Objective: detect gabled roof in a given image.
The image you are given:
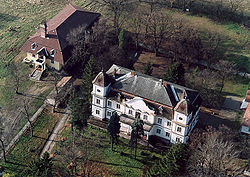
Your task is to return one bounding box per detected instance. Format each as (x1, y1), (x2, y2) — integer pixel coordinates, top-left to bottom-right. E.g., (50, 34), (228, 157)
(106, 64), (201, 108)
(92, 71), (111, 87)
(21, 4), (100, 64)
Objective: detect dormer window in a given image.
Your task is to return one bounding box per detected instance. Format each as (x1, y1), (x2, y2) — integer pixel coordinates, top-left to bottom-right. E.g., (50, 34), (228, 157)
(51, 49), (56, 57)
(31, 43), (37, 50)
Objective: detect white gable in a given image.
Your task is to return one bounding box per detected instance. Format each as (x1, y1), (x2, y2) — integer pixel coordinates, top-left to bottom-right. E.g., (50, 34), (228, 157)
(125, 97), (154, 114)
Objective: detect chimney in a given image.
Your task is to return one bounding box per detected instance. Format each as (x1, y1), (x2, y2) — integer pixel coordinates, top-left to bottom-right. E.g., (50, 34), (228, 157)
(159, 79), (163, 85)
(131, 71), (135, 76)
(113, 68), (117, 77)
(40, 23), (47, 38)
(181, 90), (185, 99)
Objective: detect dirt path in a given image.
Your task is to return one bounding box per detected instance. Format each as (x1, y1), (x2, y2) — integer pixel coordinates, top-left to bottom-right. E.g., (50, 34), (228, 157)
(40, 109), (71, 157)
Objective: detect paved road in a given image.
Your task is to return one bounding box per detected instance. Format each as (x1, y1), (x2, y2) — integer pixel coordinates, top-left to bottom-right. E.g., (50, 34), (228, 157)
(223, 95), (243, 110)
(40, 109), (71, 157)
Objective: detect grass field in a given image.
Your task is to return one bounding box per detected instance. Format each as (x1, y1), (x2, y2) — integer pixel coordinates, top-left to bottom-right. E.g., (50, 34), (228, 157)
(53, 126), (162, 176)
(0, 107), (59, 176)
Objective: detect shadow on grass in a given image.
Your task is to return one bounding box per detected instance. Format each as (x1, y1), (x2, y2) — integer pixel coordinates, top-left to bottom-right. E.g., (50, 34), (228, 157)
(90, 159), (143, 169)
(5, 160), (27, 167)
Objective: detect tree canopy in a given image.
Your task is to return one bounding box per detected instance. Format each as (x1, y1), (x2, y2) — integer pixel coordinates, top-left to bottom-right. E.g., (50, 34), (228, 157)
(164, 62), (185, 85)
(107, 111), (121, 151)
(146, 143), (188, 177)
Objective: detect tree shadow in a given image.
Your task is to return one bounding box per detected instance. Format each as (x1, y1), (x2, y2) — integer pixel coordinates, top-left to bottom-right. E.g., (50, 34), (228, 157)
(4, 159), (27, 167)
(89, 159), (143, 169)
(0, 13), (19, 29)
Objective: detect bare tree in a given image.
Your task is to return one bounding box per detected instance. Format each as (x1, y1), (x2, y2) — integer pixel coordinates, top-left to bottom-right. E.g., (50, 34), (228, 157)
(140, 0), (163, 12)
(202, 26), (223, 68)
(215, 60), (235, 94)
(185, 68), (221, 108)
(22, 98), (33, 137)
(0, 117), (7, 162)
(171, 22), (202, 64)
(128, 8), (144, 49)
(188, 126), (244, 177)
(93, 0), (134, 34)
(58, 129), (98, 176)
(66, 26), (89, 67)
(51, 72), (60, 113)
(9, 61), (27, 95)
(144, 12), (184, 56)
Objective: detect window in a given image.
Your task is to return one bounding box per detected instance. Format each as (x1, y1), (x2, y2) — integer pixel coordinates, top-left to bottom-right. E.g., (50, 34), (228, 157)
(116, 104), (120, 109)
(143, 115), (148, 120)
(157, 118), (162, 124)
(96, 110), (100, 115)
(156, 129), (161, 134)
(50, 49), (56, 57)
(96, 99), (100, 104)
(107, 111), (111, 117)
(177, 127), (182, 132)
(135, 112), (141, 118)
(97, 89), (101, 93)
(166, 132), (170, 137)
(179, 117), (183, 121)
(107, 100), (112, 107)
(32, 54), (35, 58)
(129, 110), (133, 115)
(176, 137), (181, 143)
(167, 121), (171, 126)
(51, 59), (54, 64)
(31, 43), (37, 50)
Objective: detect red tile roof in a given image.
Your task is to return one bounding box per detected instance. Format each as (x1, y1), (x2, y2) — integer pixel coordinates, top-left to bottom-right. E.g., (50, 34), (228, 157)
(21, 4), (100, 64)
(246, 95), (250, 102)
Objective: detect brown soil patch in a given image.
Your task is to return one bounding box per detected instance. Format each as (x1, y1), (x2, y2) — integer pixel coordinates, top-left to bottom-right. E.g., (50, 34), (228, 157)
(134, 52), (172, 78)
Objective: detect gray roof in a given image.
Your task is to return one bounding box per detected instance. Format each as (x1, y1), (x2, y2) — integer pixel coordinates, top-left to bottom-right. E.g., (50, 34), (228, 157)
(107, 64), (200, 108)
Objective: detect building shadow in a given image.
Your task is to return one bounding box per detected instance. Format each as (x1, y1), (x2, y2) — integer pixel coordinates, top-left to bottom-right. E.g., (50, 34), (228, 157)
(197, 111), (235, 129)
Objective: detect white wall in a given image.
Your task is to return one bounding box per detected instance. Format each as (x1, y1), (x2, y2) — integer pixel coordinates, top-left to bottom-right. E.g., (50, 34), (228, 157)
(92, 84), (110, 97)
(92, 95), (106, 108)
(92, 105), (105, 119)
(174, 111), (188, 125)
(171, 133), (184, 144)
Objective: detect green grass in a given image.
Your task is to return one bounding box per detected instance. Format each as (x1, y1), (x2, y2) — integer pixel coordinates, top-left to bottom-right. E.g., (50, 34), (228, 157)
(0, 108), (58, 175)
(223, 75), (249, 97)
(54, 126), (162, 176)
(12, 87), (53, 137)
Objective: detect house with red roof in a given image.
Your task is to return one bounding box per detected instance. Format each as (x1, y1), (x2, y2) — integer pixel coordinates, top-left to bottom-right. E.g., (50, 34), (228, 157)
(21, 4), (100, 76)
(240, 90), (250, 135)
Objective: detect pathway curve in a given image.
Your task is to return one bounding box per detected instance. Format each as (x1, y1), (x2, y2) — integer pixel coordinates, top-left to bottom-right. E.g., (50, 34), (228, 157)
(40, 109), (71, 157)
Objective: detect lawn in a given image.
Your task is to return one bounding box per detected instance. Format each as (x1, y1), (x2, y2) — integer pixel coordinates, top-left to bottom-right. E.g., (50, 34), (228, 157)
(12, 87), (53, 138)
(0, 107), (59, 176)
(223, 75), (249, 98)
(53, 126), (162, 177)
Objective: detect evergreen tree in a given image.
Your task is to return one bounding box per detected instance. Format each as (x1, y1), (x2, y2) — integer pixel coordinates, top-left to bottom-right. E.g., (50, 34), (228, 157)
(129, 118), (144, 159)
(69, 90), (90, 130)
(164, 62), (185, 85)
(144, 60), (153, 75)
(118, 29), (129, 50)
(23, 152), (53, 177)
(146, 143), (188, 177)
(81, 55), (99, 102)
(107, 111), (121, 151)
